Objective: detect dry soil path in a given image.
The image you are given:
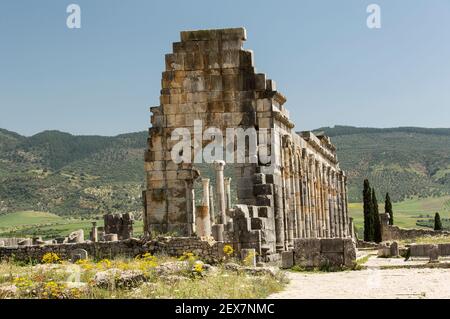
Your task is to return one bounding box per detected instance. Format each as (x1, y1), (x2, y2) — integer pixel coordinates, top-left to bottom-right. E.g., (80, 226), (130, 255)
(268, 256), (450, 299)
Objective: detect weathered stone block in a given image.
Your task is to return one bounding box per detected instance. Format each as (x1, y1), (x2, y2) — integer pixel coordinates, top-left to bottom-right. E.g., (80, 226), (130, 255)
(378, 245), (391, 257)
(438, 243), (450, 256)
(390, 242), (399, 257)
(281, 251), (294, 269)
(321, 253), (344, 267)
(256, 195), (272, 206)
(429, 245), (439, 262)
(343, 239), (357, 267)
(293, 238), (321, 267)
(251, 218), (266, 230)
(410, 244), (436, 257)
(321, 238), (343, 253)
(258, 206), (270, 218)
(68, 230), (84, 243)
(253, 184), (273, 196)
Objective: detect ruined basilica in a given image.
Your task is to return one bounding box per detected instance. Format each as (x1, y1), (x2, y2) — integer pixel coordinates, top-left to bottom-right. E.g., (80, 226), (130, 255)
(143, 27), (354, 260)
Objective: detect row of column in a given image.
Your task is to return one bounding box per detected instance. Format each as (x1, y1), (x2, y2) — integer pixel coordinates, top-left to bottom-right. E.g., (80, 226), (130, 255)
(192, 160), (232, 240)
(279, 140), (350, 249)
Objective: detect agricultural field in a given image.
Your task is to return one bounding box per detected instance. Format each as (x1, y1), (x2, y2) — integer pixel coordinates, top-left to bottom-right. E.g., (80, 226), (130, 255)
(349, 196), (450, 237)
(0, 211), (144, 239)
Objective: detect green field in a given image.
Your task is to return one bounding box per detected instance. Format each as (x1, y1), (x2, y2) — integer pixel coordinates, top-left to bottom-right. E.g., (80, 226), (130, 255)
(0, 211), (143, 239)
(349, 196), (450, 236)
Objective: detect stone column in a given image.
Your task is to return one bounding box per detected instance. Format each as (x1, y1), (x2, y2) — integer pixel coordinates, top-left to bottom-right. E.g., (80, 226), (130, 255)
(332, 171), (339, 237)
(303, 154), (311, 238)
(336, 173), (343, 238)
(328, 170), (335, 237)
(294, 152), (303, 238)
(282, 139), (294, 247)
(195, 178), (212, 237)
(209, 184), (215, 225)
(308, 155), (317, 238)
(224, 177), (232, 211)
(214, 160), (227, 224)
(323, 165), (331, 238)
(315, 161), (324, 238)
(185, 180), (196, 236)
(91, 221), (98, 242)
(342, 173), (349, 237)
(349, 217), (355, 239)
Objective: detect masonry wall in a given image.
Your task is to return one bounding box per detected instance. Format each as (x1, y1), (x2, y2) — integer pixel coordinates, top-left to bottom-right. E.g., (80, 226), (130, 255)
(0, 238), (227, 264)
(144, 28), (260, 236)
(380, 213), (450, 241)
(292, 238), (356, 268)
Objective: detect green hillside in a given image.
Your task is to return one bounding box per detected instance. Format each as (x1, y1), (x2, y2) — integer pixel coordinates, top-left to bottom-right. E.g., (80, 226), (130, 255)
(315, 126), (450, 202)
(0, 130), (147, 217)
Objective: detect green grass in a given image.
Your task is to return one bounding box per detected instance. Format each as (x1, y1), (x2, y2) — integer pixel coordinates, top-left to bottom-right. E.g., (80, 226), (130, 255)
(0, 211), (144, 239)
(0, 211), (62, 231)
(349, 196), (450, 236)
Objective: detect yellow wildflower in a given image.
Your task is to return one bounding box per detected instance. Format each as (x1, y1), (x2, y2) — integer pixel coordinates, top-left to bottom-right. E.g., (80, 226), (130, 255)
(41, 252), (61, 264)
(223, 245), (234, 256)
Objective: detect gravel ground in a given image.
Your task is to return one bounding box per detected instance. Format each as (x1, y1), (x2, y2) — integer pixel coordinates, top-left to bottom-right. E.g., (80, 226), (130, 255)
(268, 256), (450, 299)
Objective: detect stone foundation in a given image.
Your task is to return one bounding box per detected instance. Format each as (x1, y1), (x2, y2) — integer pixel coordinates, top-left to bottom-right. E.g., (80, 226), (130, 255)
(289, 238), (356, 269)
(409, 243), (450, 258)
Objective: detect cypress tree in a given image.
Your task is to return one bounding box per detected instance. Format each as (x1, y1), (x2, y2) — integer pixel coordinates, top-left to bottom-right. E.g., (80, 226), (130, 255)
(434, 212), (443, 231)
(372, 188), (382, 243)
(385, 193), (393, 225)
(363, 179), (374, 242)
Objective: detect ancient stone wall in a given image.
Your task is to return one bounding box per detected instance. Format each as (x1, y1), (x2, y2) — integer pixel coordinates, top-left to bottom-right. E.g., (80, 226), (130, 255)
(143, 27), (352, 257)
(380, 213), (450, 241)
(282, 238), (356, 269)
(0, 237), (227, 264)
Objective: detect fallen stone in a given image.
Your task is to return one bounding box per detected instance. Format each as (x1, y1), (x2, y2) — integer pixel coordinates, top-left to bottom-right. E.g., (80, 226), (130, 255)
(390, 242), (399, 257)
(0, 284), (17, 298)
(223, 262), (242, 271)
(155, 261), (190, 276)
(281, 251), (294, 269)
(94, 268), (146, 289)
(68, 230), (84, 243)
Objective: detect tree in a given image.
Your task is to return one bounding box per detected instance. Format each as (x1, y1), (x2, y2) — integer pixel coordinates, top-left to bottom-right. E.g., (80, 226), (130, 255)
(434, 212), (443, 231)
(372, 188), (382, 243)
(385, 192), (393, 225)
(363, 179), (374, 242)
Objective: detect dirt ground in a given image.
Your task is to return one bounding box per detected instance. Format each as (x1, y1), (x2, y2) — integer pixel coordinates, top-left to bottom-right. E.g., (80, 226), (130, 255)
(269, 255), (450, 299)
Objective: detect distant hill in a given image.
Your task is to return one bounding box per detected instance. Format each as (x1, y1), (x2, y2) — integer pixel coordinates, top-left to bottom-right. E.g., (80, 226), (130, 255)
(314, 126), (450, 202)
(0, 130), (148, 217)
(0, 126), (449, 216)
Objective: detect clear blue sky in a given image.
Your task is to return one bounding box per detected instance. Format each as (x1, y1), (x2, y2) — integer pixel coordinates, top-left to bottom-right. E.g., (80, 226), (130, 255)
(1, 0), (449, 136)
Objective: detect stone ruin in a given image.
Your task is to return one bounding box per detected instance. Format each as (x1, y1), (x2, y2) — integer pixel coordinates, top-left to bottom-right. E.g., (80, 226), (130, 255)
(103, 213), (134, 240)
(379, 212), (450, 242)
(143, 27), (355, 264)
